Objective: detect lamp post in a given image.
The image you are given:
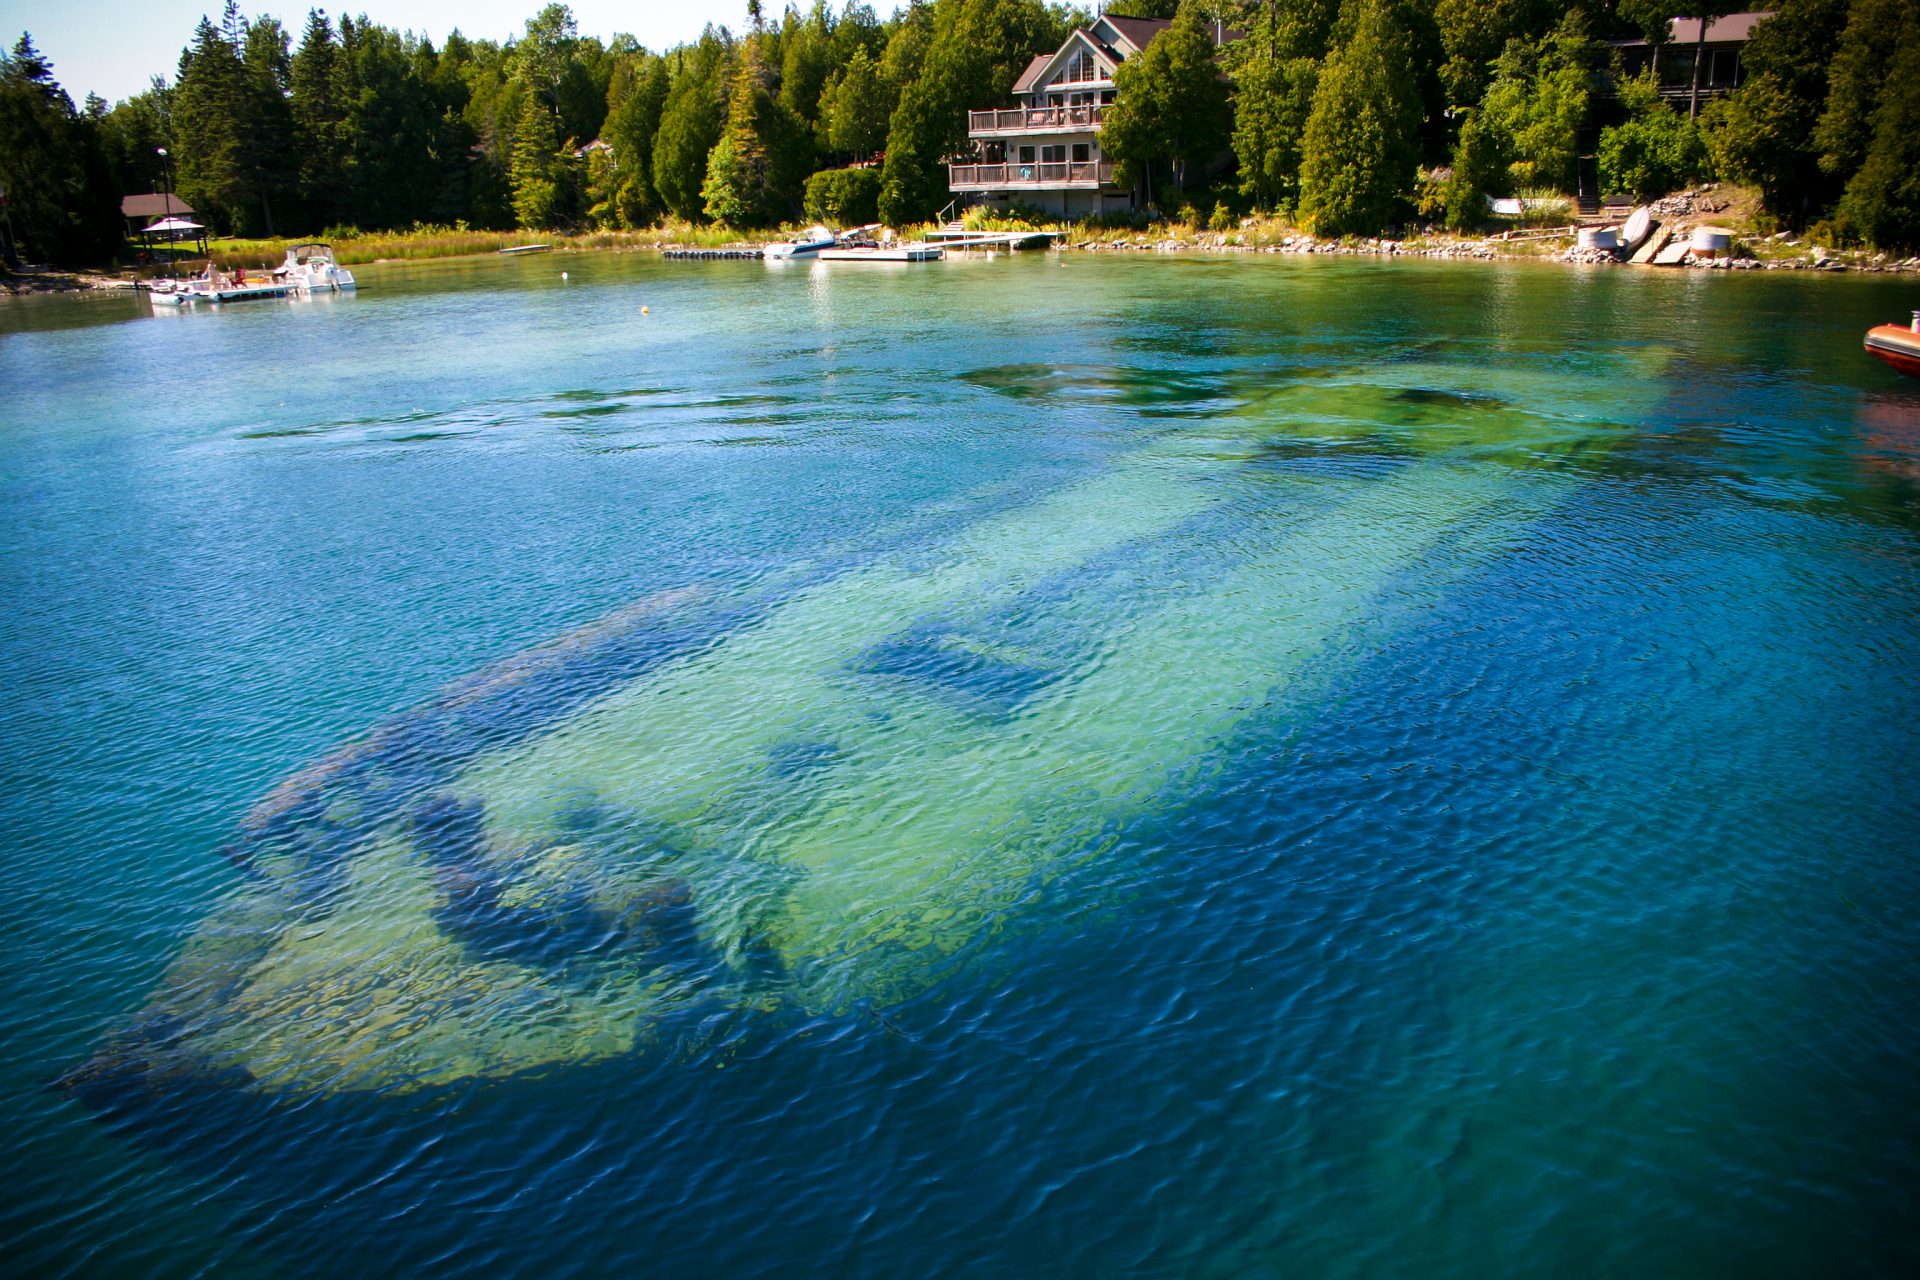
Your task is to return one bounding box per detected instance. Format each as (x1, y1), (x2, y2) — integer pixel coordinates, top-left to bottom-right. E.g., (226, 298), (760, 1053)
(156, 146), (174, 276)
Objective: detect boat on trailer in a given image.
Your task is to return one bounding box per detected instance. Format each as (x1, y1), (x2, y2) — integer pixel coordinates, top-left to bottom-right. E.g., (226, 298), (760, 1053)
(1865, 313), (1920, 379)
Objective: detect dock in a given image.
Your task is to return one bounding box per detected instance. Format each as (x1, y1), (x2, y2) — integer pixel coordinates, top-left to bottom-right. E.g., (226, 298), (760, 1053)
(924, 228), (1059, 251)
(817, 245), (944, 262)
(663, 248), (764, 260)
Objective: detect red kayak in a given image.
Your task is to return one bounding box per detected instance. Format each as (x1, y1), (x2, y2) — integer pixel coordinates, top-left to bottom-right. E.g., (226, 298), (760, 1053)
(1865, 316), (1920, 378)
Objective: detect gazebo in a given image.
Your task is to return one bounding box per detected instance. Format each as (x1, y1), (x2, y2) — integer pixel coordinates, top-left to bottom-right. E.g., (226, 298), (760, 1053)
(121, 193), (208, 262)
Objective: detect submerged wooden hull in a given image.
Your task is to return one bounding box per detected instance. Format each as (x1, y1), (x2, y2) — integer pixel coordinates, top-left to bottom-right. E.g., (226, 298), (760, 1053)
(1865, 324), (1920, 379)
(64, 351), (1666, 1110)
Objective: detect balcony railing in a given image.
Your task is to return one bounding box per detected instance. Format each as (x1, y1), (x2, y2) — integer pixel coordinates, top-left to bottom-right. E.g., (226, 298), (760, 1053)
(968, 105), (1106, 135)
(949, 161), (1115, 189)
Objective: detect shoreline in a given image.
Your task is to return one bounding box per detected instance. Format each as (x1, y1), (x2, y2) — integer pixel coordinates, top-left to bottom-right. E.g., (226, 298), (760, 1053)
(8, 230), (1918, 298)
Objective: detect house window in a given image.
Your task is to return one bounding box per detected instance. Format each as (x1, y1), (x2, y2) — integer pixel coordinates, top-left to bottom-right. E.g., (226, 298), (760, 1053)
(1099, 90), (1115, 104)
(1041, 145), (1066, 164)
(1071, 143), (1090, 163)
(1065, 49), (1097, 82)
(1017, 145), (1035, 164)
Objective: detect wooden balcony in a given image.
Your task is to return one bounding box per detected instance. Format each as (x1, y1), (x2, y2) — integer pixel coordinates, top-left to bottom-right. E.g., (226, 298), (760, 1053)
(968, 105), (1106, 136)
(949, 161), (1116, 191)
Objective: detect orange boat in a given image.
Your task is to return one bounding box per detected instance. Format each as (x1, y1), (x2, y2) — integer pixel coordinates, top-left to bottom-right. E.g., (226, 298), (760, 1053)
(1865, 312), (1920, 378)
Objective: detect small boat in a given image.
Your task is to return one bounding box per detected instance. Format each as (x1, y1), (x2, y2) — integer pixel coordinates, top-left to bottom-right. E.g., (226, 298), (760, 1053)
(274, 243), (356, 292)
(499, 243), (552, 255)
(763, 225), (841, 259)
(1864, 313), (1920, 379)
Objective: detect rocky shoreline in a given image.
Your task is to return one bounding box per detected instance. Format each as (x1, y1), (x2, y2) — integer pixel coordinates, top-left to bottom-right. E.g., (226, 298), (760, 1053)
(1063, 189), (1920, 275)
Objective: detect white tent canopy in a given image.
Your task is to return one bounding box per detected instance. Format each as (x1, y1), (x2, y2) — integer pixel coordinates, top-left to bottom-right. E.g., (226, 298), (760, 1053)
(145, 216), (205, 234)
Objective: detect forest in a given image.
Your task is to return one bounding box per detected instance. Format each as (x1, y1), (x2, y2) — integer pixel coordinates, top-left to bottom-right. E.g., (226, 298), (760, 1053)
(1, 0), (1916, 265)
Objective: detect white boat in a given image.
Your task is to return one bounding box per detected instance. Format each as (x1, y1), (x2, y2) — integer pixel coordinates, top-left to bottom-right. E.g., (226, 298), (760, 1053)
(275, 243), (356, 292)
(763, 225), (842, 259)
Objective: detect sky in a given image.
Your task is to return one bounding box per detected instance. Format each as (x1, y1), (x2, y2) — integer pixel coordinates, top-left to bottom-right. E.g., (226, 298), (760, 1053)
(0, 1), (905, 105)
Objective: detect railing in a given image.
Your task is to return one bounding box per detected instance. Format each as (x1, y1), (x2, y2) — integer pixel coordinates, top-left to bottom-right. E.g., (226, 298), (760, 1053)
(949, 161), (1115, 188)
(968, 105), (1106, 135)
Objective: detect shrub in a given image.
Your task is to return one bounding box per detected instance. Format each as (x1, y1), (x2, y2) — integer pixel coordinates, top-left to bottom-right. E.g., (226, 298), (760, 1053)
(1209, 201), (1235, 231)
(1599, 72), (1712, 200)
(802, 166), (882, 226)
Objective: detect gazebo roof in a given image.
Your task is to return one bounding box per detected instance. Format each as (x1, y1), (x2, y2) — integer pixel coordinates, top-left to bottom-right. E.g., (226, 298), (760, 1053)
(121, 192), (195, 220)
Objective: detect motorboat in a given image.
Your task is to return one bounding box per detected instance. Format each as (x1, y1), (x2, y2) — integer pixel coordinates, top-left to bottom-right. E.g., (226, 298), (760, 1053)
(1864, 312), (1920, 379)
(763, 225), (841, 259)
(275, 243), (357, 292)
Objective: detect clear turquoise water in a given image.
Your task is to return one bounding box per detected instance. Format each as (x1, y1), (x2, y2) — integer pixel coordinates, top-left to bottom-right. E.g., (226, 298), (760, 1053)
(2, 253), (1917, 1277)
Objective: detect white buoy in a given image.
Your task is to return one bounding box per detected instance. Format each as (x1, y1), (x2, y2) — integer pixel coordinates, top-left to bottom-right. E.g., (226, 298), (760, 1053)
(561, 271), (570, 280)
(641, 305), (651, 315)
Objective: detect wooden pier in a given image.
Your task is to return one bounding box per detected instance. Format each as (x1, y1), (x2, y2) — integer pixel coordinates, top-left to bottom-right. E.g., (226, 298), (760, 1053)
(662, 248), (764, 260)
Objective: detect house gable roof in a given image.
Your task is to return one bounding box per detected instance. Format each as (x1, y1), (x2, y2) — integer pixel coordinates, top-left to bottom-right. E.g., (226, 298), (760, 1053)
(1094, 14), (1172, 55)
(1010, 52), (1052, 95)
(1019, 28), (1122, 96)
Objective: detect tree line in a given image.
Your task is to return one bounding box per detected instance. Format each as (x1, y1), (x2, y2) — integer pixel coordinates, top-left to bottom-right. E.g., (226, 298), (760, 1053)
(1, 0), (1915, 265)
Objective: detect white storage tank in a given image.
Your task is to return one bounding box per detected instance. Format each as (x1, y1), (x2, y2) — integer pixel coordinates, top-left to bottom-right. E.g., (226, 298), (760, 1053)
(1691, 226), (1732, 257)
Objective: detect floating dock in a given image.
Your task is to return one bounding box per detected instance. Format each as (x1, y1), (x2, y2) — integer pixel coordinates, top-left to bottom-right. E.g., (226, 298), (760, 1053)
(663, 248), (764, 260)
(923, 229), (1059, 251)
(817, 245), (944, 262)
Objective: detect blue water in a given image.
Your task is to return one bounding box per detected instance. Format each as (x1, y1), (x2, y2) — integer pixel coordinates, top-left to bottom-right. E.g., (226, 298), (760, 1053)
(2, 253), (1918, 1277)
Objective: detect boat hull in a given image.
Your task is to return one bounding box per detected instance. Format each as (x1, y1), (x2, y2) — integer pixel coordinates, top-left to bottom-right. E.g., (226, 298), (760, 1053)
(1865, 325), (1920, 379)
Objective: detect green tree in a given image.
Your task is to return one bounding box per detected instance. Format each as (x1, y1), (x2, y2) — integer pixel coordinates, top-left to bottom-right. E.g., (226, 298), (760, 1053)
(0, 34), (119, 264)
(1231, 51), (1317, 211)
(290, 10), (351, 229)
(1438, 105), (1508, 229)
(1432, 0), (1554, 106)
(824, 44), (888, 160)
(1297, 0), (1422, 235)
(1815, 0), (1911, 181)
(510, 90), (560, 227)
(651, 30), (729, 221)
(1477, 13), (1599, 193)
(1598, 71), (1709, 198)
(1101, 3), (1233, 198)
(601, 51), (669, 224)
(702, 40), (811, 227)
(1831, 12), (1920, 247)
(1701, 0), (1848, 222)
(171, 12), (251, 231)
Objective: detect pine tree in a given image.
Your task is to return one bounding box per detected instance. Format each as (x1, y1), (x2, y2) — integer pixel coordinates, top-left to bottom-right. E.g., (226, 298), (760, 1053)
(1297, 0), (1421, 236)
(1101, 4), (1232, 198)
(651, 31), (729, 221)
(510, 90), (560, 228)
(291, 10), (350, 230)
(1832, 12), (1920, 247)
(0, 34), (120, 263)
(825, 44), (887, 161)
(171, 14), (250, 232)
(702, 40), (811, 227)
(1702, 0), (1848, 222)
